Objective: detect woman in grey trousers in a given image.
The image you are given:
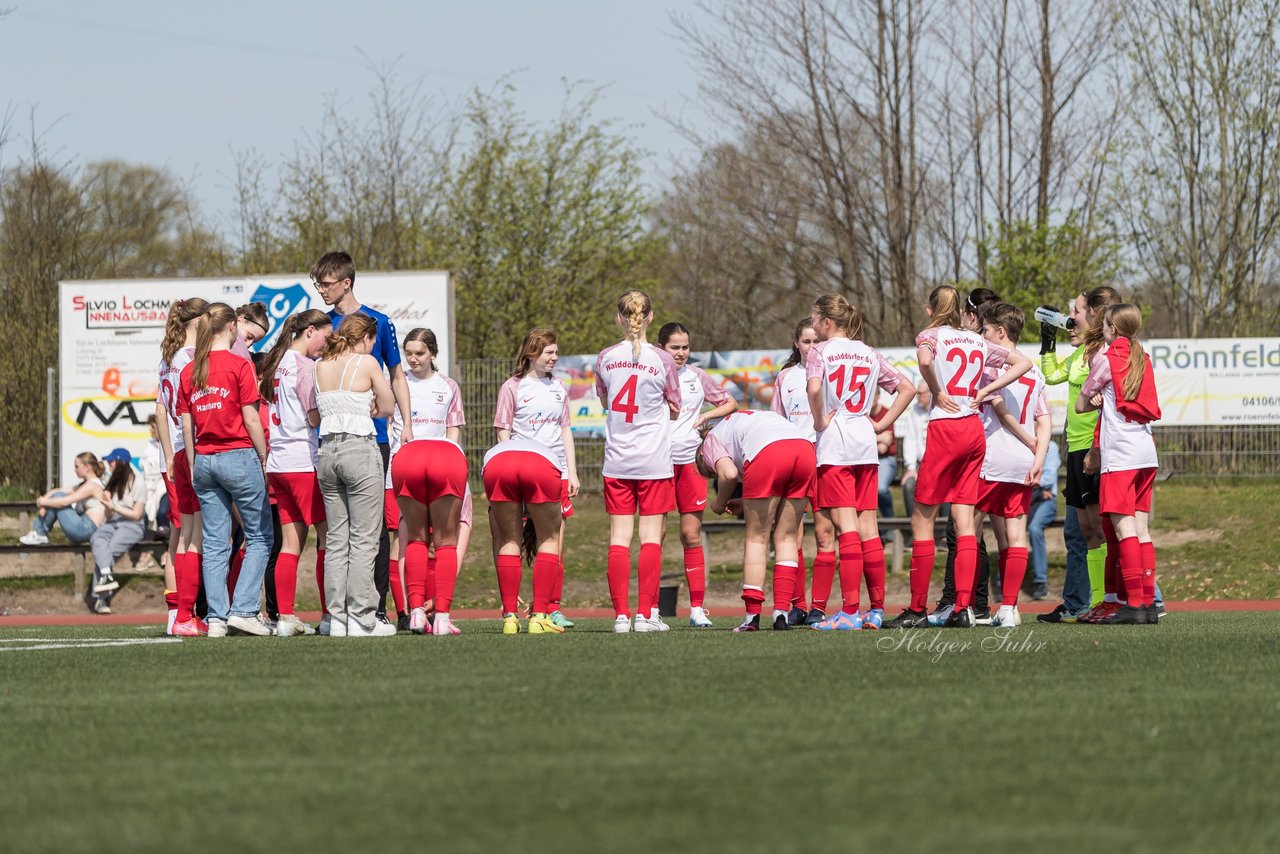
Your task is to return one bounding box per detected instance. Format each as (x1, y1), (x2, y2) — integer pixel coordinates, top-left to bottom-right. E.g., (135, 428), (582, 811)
(314, 313), (396, 637)
(89, 448), (148, 614)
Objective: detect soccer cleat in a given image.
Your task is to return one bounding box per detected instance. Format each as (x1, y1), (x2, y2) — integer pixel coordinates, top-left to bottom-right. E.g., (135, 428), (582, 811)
(94, 571), (120, 594)
(502, 613), (520, 635)
(612, 615), (632, 634)
(804, 608), (827, 626)
(973, 608), (992, 626)
(633, 615), (666, 633)
(883, 608), (930, 629)
(733, 615), (760, 633)
(93, 598), (112, 615)
(206, 618), (228, 638)
(927, 604), (954, 626)
(528, 614), (565, 634)
(688, 606), (714, 628)
(862, 608), (884, 630)
(227, 614), (274, 636)
(943, 607), (974, 628)
(18, 531), (49, 546)
(1037, 603), (1069, 624)
(1154, 601), (1167, 619)
(275, 614), (314, 637)
(548, 610), (575, 629)
(1098, 604), (1146, 625)
(1145, 604), (1161, 624)
(811, 610), (863, 631)
(772, 612), (791, 631)
(991, 605), (1021, 628)
(1082, 601), (1121, 624)
(171, 619), (204, 637)
(647, 608), (671, 632)
(786, 606), (808, 626)
(409, 608), (430, 635)
(432, 614), (461, 636)
(194, 617), (209, 634)
(396, 612), (410, 632)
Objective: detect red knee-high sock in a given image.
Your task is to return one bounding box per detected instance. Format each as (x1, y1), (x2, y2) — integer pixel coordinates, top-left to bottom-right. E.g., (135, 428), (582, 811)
(388, 558), (406, 615)
(315, 549), (326, 611)
(275, 552), (300, 615)
(1140, 540), (1156, 607)
(426, 553), (438, 605)
(1100, 516), (1121, 599)
(405, 542), (430, 611)
(176, 552), (198, 622)
(532, 553), (557, 614)
(811, 550), (837, 611)
(433, 546), (458, 613)
(550, 555), (565, 611)
(861, 537), (886, 611)
(742, 584), (765, 616)
(793, 547), (809, 610)
(683, 546), (706, 609)
(1001, 547), (1029, 607)
(772, 561), (798, 613)
(909, 540), (935, 612)
(953, 535), (979, 609)
(1119, 536), (1143, 605)
(607, 545), (631, 617)
(228, 548), (245, 596)
(495, 553), (522, 614)
(837, 531), (863, 613)
(638, 543), (662, 616)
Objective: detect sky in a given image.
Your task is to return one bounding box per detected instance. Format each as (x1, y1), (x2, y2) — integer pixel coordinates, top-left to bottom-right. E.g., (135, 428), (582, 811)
(0, 0), (708, 229)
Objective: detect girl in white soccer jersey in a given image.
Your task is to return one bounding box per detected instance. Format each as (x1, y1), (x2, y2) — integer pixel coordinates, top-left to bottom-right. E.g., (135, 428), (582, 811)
(805, 294), (914, 631)
(974, 303), (1052, 628)
(698, 410), (817, 632)
(595, 290), (682, 633)
(493, 327), (580, 632)
(1076, 303), (1161, 625)
(258, 309), (333, 637)
(156, 297), (209, 637)
(659, 322), (737, 628)
(388, 328), (469, 635)
(772, 316), (837, 625)
(884, 285), (1033, 629)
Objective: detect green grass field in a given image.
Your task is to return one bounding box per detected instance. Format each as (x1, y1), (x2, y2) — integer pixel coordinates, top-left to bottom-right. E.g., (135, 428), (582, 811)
(2, 614), (1278, 853)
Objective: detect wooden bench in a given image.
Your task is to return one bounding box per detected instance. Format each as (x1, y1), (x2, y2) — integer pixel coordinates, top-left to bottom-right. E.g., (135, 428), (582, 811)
(0, 539), (170, 600)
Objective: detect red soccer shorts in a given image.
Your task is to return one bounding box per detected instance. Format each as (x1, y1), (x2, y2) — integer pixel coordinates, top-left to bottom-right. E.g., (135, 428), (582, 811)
(603, 476), (676, 516)
(914, 416), (984, 506)
(816, 462), (877, 511)
(391, 440), (469, 506)
(170, 453), (200, 517)
(384, 487), (400, 531)
(673, 461), (709, 514)
(269, 472), (327, 525)
(977, 478), (1033, 518)
(560, 478), (575, 519)
(1099, 467), (1157, 516)
(483, 451), (562, 505)
(744, 439), (817, 500)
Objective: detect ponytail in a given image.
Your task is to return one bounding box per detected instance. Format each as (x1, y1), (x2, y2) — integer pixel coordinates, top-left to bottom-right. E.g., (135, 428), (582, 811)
(616, 289), (652, 359)
(519, 518), (539, 566)
(259, 309), (332, 402)
(926, 286), (963, 330)
(160, 297), (209, 365)
(812, 293), (862, 339)
(321, 313), (378, 360)
(1105, 304), (1147, 401)
(235, 302), (270, 339)
(782, 317), (817, 371)
(192, 303), (237, 389)
(1083, 286), (1122, 365)
(105, 460), (132, 501)
(76, 452), (105, 480)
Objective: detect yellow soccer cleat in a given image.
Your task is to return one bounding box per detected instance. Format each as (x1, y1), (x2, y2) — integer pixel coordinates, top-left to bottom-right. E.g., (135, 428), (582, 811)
(527, 613), (565, 634)
(502, 613), (521, 635)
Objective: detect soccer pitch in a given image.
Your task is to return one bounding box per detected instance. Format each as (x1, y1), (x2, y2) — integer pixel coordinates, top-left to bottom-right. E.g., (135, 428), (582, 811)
(2, 615), (1277, 853)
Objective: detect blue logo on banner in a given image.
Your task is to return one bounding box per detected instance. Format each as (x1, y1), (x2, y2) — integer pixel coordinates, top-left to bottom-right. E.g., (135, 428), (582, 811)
(249, 283), (312, 351)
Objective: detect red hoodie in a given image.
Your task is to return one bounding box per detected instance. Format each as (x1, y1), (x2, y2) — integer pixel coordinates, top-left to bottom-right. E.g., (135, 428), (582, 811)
(1106, 337), (1161, 424)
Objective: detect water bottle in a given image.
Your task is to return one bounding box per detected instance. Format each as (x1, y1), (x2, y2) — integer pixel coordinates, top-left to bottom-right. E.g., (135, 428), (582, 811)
(1034, 305), (1076, 330)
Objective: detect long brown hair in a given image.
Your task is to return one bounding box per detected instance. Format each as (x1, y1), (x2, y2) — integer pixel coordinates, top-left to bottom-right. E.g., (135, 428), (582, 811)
(782, 317), (817, 371)
(812, 293), (863, 339)
(1082, 285), (1122, 364)
(1105, 304), (1147, 401)
(320, 313), (378, 360)
(513, 327), (558, 378)
(616, 290), (652, 359)
(105, 459), (134, 501)
(258, 309), (332, 402)
(403, 327), (440, 372)
(925, 285), (964, 330)
(75, 452), (106, 480)
(160, 298), (209, 365)
(192, 303), (237, 389)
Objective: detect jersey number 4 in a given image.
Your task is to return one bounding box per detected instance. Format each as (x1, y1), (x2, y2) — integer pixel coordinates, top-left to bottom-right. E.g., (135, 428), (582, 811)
(610, 374), (640, 423)
(944, 348), (984, 397)
(829, 363), (872, 412)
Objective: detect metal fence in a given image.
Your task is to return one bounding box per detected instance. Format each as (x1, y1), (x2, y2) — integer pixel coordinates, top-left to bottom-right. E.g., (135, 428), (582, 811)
(457, 359), (1280, 489)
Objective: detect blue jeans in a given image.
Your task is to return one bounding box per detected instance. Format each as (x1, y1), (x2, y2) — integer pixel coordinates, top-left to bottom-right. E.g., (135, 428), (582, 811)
(1062, 507), (1090, 613)
(33, 493), (98, 543)
(1027, 496), (1057, 586)
(877, 456), (897, 518)
(194, 448), (273, 621)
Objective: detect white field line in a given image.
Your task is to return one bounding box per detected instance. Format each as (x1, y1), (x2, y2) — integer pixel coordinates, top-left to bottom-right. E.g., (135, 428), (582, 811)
(0, 637), (183, 651)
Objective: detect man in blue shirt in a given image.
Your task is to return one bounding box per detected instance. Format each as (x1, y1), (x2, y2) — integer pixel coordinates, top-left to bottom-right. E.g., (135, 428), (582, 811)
(313, 252), (413, 627)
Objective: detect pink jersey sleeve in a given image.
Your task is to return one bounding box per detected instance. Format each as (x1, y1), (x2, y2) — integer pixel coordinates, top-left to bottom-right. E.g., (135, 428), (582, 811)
(443, 376), (466, 427)
(231, 332), (253, 362)
(805, 343), (825, 380)
(658, 348), (681, 408)
(558, 382), (572, 428)
(1080, 351), (1112, 398)
(914, 327), (939, 352)
(696, 367), (729, 405)
(594, 351), (608, 402)
(770, 369), (787, 415)
(983, 340), (1011, 369)
(700, 433), (730, 470)
(875, 352), (902, 393)
(295, 357), (317, 412)
(1033, 386), (1051, 419)
(493, 377), (518, 430)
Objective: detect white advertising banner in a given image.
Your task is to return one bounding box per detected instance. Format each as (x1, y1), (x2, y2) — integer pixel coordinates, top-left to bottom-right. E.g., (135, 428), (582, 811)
(58, 272), (452, 484)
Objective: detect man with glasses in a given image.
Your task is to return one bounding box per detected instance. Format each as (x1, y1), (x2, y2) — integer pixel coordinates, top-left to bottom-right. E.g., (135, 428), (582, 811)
(312, 251), (414, 630)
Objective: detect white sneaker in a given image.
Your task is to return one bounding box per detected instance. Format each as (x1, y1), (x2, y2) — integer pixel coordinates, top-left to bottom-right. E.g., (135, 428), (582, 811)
(329, 616), (347, 637)
(432, 613), (460, 636)
(227, 614), (274, 636)
(688, 606), (713, 628)
(633, 615), (665, 633)
(347, 618), (396, 637)
(276, 614), (313, 637)
(93, 570), (120, 594)
(409, 607), (429, 635)
(318, 614), (331, 636)
(992, 605), (1021, 627)
(612, 615), (632, 633)
(18, 531), (48, 546)
(647, 608), (671, 631)
(206, 618), (228, 638)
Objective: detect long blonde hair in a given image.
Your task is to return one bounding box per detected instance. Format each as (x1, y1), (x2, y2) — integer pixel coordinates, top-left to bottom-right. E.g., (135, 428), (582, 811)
(192, 303), (237, 389)
(1082, 286), (1122, 364)
(925, 286), (963, 329)
(1106, 304), (1147, 401)
(321, 313), (378, 360)
(812, 293), (863, 339)
(616, 289), (652, 359)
